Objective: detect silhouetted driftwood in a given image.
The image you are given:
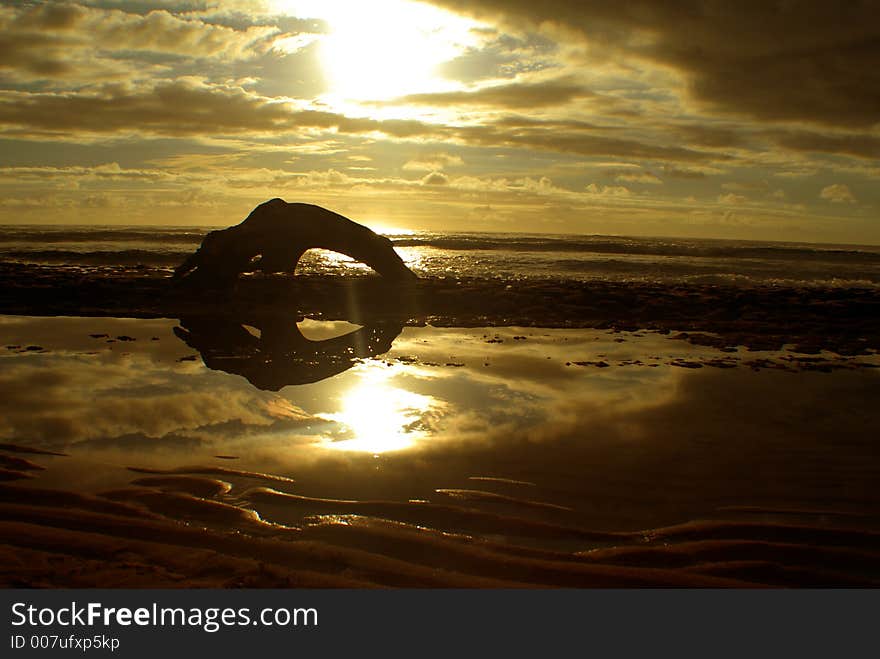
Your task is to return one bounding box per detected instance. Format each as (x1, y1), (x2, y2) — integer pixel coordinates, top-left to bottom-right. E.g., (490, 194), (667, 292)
(174, 198), (417, 287)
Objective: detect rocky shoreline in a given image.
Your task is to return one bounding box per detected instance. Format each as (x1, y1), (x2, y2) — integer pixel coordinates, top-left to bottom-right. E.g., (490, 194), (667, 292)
(1, 262), (878, 354)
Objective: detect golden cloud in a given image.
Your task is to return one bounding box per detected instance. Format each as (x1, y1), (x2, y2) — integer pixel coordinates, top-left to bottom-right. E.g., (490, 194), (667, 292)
(819, 184), (856, 204)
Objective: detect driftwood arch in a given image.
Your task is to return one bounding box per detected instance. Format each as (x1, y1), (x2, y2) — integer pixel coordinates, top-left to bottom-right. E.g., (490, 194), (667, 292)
(174, 199), (417, 286)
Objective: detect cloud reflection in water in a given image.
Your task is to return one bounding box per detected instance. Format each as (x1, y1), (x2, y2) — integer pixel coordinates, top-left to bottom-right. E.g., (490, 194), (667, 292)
(3, 316), (879, 533)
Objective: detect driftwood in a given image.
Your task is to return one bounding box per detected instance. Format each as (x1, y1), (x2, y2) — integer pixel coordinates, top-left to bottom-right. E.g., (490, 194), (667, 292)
(174, 198), (417, 286)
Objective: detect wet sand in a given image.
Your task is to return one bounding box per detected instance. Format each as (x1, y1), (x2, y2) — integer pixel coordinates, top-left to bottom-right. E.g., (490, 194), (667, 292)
(1, 264), (878, 354)
(1, 316), (878, 587)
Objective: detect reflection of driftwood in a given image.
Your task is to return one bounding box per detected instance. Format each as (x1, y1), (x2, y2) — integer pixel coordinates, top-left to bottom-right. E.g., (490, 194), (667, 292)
(174, 315), (403, 390)
(174, 198), (417, 287)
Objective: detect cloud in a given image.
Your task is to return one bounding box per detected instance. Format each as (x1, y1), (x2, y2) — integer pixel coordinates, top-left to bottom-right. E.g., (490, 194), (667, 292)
(0, 353), (311, 445)
(0, 79), (431, 139)
(721, 181), (768, 193)
(717, 193), (747, 205)
(436, 29), (559, 82)
(819, 184), (856, 204)
(428, 0), (880, 128)
(0, 3), (287, 84)
(585, 183), (630, 197)
(672, 123), (748, 149)
(393, 77), (594, 108)
(455, 120), (722, 162)
(0, 80), (293, 137)
(421, 171), (450, 186)
(403, 153), (464, 172)
(0, 162), (176, 182)
(662, 166), (707, 180)
(772, 169), (818, 179)
(0, 163), (428, 211)
(612, 171), (662, 184)
(514, 176), (567, 195)
(768, 130), (880, 160)
(0, 78), (732, 166)
(435, 175), (510, 193)
(0, 1), (85, 31)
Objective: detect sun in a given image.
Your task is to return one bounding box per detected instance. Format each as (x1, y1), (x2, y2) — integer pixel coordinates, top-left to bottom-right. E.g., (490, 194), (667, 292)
(274, 0), (477, 102)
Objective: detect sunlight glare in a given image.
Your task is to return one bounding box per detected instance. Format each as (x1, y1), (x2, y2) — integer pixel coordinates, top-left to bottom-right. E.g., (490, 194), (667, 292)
(371, 225), (416, 237)
(273, 0), (478, 102)
(323, 364), (441, 453)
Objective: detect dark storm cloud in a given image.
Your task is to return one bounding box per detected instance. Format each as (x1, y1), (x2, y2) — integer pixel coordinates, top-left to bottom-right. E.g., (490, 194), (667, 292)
(428, 0), (880, 128)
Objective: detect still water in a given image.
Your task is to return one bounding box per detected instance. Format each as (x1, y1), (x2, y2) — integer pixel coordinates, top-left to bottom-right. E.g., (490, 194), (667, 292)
(2, 314), (878, 542)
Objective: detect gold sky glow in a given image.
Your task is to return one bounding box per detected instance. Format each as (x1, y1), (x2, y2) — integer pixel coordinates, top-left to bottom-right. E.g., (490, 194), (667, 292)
(0, 0), (877, 244)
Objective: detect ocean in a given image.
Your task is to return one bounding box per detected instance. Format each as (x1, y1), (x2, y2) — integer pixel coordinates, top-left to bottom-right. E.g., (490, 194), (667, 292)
(2, 225), (880, 289)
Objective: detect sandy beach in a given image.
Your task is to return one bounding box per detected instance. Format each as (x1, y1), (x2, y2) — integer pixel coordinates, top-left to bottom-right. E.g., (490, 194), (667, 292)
(2, 311), (878, 588)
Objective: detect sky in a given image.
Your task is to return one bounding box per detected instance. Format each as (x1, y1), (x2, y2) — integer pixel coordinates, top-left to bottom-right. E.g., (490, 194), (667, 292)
(0, 0), (878, 244)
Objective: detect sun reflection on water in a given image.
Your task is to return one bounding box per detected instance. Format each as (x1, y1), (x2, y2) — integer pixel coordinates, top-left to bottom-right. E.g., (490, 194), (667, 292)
(322, 363), (442, 453)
